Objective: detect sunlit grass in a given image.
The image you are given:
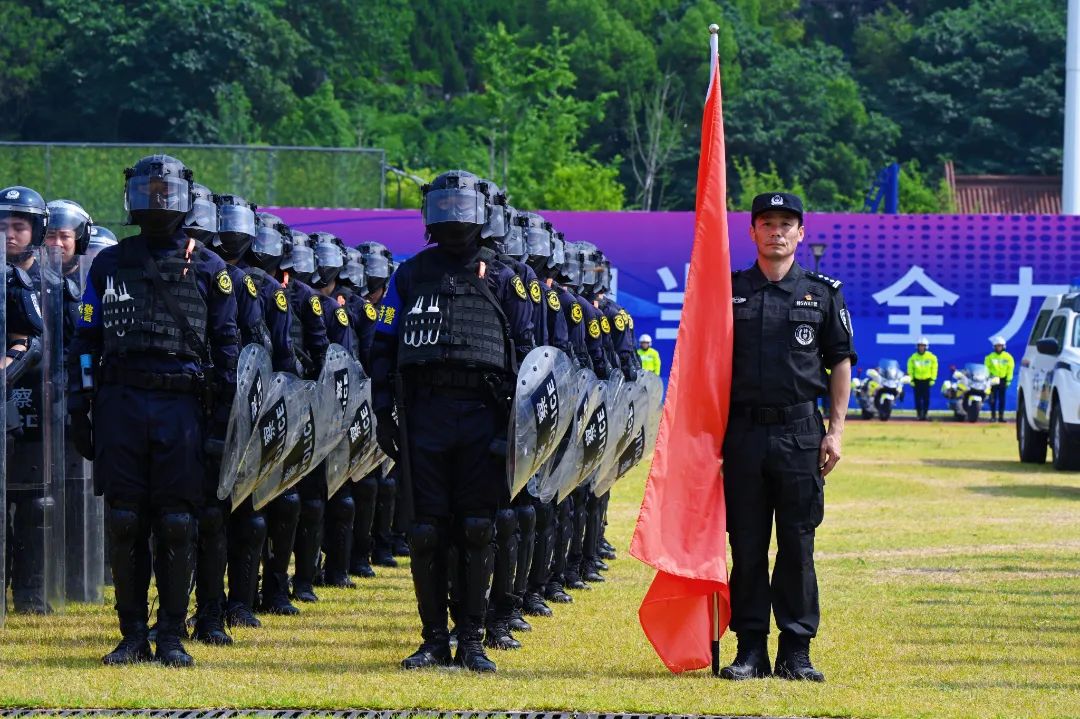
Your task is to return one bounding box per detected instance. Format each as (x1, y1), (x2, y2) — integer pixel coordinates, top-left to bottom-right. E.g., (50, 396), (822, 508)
(0, 421), (1077, 718)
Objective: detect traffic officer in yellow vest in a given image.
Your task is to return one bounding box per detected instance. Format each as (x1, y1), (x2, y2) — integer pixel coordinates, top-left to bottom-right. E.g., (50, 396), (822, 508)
(985, 336), (1014, 423)
(906, 337), (937, 421)
(637, 334), (661, 376)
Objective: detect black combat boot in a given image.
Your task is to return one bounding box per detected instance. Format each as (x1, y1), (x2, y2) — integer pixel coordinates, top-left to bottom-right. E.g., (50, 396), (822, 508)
(401, 521), (452, 670)
(774, 632), (825, 682)
(102, 505), (153, 665)
(192, 501), (231, 646)
(191, 600), (232, 646)
(509, 607), (532, 633)
(102, 623), (154, 665)
(226, 504), (266, 628)
(523, 590), (553, 617)
(484, 605), (522, 651)
(225, 601), (262, 628)
(719, 632), (771, 680)
(455, 516), (497, 672)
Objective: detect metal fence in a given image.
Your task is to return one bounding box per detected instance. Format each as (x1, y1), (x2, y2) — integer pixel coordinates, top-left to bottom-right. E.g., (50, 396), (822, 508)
(0, 142), (387, 229)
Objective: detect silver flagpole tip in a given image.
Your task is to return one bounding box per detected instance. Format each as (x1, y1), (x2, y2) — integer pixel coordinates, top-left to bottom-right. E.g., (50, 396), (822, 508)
(708, 23), (720, 34)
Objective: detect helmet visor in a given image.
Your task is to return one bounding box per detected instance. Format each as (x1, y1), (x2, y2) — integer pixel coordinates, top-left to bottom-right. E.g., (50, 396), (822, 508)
(503, 226), (525, 257)
(219, 204), (256, 237)
(484, 205), (508, 239)
(550, 236), (565, 268)
(287, 245), (316, 274)
(525, 227), (551, 258)
(314, 242), (344, 269)
(183, 197), (218, 232)
(562, 253), (583, 285)
(362, 252), (390, 279)
(423, 188), (487, 226)
(253, 225), (283, 258)
(125, 175), (192, 213)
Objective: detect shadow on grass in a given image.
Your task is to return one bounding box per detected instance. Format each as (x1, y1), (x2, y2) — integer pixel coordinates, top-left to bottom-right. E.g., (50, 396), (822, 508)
(966, 484), (1080, 500)
(921, 458), (1054, 474)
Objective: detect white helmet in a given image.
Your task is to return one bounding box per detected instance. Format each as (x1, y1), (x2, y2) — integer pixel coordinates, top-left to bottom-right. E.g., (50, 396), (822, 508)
(991, 335), (1006, 346)
(639, 334), (652, 344)
(917, 337), (930, 347)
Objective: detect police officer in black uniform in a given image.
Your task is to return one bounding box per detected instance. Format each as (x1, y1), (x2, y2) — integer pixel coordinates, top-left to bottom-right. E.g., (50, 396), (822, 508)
(69, 155), (239, 667)
(372, 169), (534, 673)
(190, 190), (262, 645)
(720, 192), (855, 683)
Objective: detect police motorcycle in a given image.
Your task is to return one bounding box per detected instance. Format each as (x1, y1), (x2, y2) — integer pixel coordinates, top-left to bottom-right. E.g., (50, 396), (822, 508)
(942, 362), (998, 423)
(851, 359), (910, 421)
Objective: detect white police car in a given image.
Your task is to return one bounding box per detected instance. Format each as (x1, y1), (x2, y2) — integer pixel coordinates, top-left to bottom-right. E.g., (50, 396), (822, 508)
(1016, 292), (1080, 470)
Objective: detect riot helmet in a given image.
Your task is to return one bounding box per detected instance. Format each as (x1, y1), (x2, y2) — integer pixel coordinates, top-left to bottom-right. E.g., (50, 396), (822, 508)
(123, 154), (193, 234)
(421, 170), (490, 250)
(578, 241), (601, 293)
(357, 241), (392, 293)
(481, 181), (509, 241)
(281, 228), (316, 284)
(1, 185), (49, 264)
(183, 182), (218, 241)
(501, 206), (526, 259)
(45, 199), (92, 272)
(251, 211), (287, 273)
(211, 194), (257, 260)
(340, 247), (368, 293)
(561, 242), (586, 292)
(520, 212), (553, 273)
(308, 231), (345, 289)
(595, 252), (612, 294)
(85, 225), (119, 265)
(550, 230), (566, 272)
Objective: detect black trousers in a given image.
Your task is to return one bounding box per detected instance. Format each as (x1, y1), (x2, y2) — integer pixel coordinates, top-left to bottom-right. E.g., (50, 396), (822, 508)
(913, 379), (932, 419)
(990, 381), (1008, 417)
(722, 411), (825, 638)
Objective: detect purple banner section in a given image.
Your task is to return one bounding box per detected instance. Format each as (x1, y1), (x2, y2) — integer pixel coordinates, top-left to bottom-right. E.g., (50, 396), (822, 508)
(272, 207), (1080, 410)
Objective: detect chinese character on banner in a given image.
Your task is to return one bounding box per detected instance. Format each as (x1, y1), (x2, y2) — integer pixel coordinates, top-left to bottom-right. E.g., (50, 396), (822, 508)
(990, 267), (1069, 343)
(654, 263), (690, 341)
(872, 266), (959, 345)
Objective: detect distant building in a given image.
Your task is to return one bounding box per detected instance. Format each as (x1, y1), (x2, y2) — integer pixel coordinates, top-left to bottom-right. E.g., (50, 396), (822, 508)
(945, 160), (1061, 214)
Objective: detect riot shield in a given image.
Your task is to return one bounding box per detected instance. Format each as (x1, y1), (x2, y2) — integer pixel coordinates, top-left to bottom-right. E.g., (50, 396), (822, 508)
(641, 371), (664, 452)
(248, 345), (354, 511)
(324, 359), (372, 498)
(228, 372), (304, 509)
(540, 369), (604, 504)
(559, 375), (623, 502)
(507, 346), (576, 500)
(593, 379), (650, 497)
(217, 344), (274, 500)
(8, 246), (66, 614)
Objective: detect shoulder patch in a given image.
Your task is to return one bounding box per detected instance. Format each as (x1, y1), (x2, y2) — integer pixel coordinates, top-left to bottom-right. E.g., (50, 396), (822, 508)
(588, 319), (601, 339)
(215, 269), (233, 295)
(529, 279), (543, 304)
(274, 289), (289, 313)
(600, 316), (611, 334)
(309, 295), (323, 317)
(512, 275), (528, 300)
(614, 313), (626, 332)
(547, 290), (561, 312)
(627, 314), (634, 330)
(570, 303), (584, 324)
(335, 307), (349, 327)
(365, 302), (378, 321)
(243, 274), (258, 299)
(806, 270), (842, 290)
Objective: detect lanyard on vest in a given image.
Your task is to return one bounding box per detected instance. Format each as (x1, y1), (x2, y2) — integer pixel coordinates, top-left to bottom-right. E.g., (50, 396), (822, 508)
(136, 240), (210, 367)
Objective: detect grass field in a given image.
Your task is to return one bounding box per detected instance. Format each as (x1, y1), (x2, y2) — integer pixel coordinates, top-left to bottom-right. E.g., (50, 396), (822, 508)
(0, 421), (1077, 719)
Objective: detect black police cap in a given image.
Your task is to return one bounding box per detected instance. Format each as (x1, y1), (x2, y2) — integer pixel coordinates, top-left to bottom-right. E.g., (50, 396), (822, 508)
(751, 192), (803, 223)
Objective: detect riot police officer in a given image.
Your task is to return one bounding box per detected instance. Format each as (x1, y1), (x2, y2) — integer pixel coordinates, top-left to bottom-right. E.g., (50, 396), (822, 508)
(720, 192), (855, 682)
(190, 191), (262, 645)
(69, 155), (239, 667)
(371, 169), (534, 673)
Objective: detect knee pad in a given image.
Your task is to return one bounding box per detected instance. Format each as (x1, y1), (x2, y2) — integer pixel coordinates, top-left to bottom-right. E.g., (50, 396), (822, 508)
(534, 501), (555, 532)
(494, 508), (517, 543)
(461, 516), (495, 549)
(155, 511), (197, 548)
(327, 494), (355, 522)
(515, 504), (537, 536)
(107, 505), (145, 543)
(299, 498), (324, 524)
(352, 476), (378, 503)
(198, 503), (227, 536)
(268, 491), (301, 523)
(231, 510), (267, 545)
(377, 475), (397, 498)
(408, 521), (443, 558)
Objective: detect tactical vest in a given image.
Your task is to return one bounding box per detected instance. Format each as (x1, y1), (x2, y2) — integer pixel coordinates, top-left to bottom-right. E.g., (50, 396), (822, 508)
(101, 247), (208, 360)
(397, 253), (510, 373)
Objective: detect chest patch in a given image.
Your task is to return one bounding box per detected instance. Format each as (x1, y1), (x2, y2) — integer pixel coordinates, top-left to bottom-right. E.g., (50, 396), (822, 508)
(794, 324), (816, 346)
(795, 300), (820, 309)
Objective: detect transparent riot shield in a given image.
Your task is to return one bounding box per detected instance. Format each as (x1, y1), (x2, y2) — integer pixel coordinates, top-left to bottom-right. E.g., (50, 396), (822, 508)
(231, 373), (310, 510)
(562, 374), (624, 502)
(0, 259), (6, 624)
(641, 371), (664, 452)
(324, 358), (371, 499)
(541, 369), (604, 504)
(507, 346), (577, 500)
(593, 378), (650, 497)
(217, 344), (274, 500)
(311, 346), (365, 470)
(7, 246), (66, 614)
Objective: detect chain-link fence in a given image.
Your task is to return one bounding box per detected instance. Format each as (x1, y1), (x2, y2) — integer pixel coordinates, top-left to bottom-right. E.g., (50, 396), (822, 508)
(0, 142), (387, 230)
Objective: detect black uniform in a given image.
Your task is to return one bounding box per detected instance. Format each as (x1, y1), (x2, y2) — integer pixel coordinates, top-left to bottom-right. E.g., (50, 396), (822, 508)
(723, 261), (855, 645)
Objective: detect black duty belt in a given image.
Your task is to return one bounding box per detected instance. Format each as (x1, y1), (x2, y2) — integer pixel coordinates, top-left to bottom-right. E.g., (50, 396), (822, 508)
(408, 366), (508, 390)
(730, 401), (816, 425)
(98, 365), (205, 394)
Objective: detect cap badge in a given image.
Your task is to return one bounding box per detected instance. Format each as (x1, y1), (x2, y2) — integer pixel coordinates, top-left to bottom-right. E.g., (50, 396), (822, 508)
(770, 194), (783, 205)
(5, 190), (19, 200)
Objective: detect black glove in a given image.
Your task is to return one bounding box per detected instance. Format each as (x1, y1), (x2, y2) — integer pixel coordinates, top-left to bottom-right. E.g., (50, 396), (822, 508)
(68, 393), (94, 460)
(375, 407), (399, 461)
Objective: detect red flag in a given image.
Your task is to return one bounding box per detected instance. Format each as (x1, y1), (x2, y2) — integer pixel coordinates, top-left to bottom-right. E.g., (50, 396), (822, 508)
(629, 28), (733, 674)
